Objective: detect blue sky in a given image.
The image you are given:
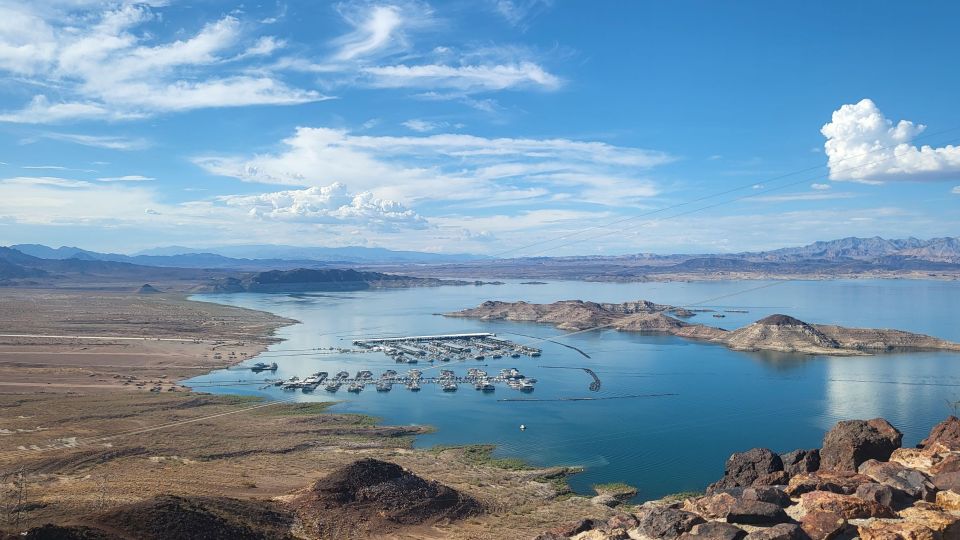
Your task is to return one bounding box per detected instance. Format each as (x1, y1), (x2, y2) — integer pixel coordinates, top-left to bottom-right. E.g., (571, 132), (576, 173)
(0, 0), (958, 255)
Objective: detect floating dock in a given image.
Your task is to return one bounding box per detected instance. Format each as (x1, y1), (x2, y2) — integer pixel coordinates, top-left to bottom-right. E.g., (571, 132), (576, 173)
(353, 333), (541, 362)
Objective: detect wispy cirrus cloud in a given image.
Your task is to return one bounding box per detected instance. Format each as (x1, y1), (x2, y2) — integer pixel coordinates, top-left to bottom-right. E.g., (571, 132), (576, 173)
(0, 3), (326, 124)
(29, 132), (149, 150)
(192, 126), (672, 207)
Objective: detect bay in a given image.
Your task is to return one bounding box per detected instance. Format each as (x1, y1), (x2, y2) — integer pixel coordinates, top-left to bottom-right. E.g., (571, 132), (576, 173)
(186, 279), (960, 500)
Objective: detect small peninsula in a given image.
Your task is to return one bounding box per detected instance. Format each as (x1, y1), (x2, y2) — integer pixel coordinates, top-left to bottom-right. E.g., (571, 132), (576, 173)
(446, 300), (960, 355)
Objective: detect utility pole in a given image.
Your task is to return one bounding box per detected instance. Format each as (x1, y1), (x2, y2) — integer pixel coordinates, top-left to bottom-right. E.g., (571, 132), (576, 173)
(14, 468), (25, 530)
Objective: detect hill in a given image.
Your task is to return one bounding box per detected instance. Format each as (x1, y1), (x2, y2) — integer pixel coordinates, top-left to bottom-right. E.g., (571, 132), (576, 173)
(199, 268), (470, 293)
(448, 301), (960, 356)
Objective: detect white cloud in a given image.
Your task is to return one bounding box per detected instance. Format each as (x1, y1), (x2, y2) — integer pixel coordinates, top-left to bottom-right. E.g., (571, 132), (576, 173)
(34, 132), (149, 150)
(811, 183), (831, 190)
(0, 4), (325, 123)
(364, 61), (560, 91)
(219, 182), (427, 230)
(97, 175), (153, 182)
(331, 4), (406, 61)
(821, 99), (960, 182)
(192, 126), (673, 206)
(493, 0), (552, 29)
(402, 119), (442, 132)
(952, 186), (960, 195)
(1, 176), (92, 188)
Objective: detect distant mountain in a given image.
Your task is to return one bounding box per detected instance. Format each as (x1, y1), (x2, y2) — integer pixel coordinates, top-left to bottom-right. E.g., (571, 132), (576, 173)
(134, 244), (487, 264)
(197, 268), (471, 293)
(747, 236), (959, 262)
(11, 244), (331, 270)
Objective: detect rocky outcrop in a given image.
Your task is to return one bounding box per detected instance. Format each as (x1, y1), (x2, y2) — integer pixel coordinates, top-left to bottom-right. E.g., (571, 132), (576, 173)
(290, 458), (480, 538)
(781, 449), (820, 476)
(535, 416), (960, 540)
(708, 449), (784, 492)
(820, 418), (902, 472)
(919, 416), (960, 451)
(448, 302), (960, 355)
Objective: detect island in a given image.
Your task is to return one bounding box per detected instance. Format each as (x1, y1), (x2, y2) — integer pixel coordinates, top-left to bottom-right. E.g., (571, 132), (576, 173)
(446, 300), (960, 355)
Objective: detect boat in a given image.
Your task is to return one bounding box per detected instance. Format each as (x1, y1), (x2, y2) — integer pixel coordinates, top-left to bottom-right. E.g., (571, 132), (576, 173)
(376, 382), (392, 392)
(442, 382), (458, 392)
(479, 381), (495, 392)
(531, 351), (541, 357)
(518, 380), (535, 392)
(406, 357), (418, 364)
(441, 357), (451, 362)
(492, 353), (502, 359)
(407, 369), (422, 378)
(324, 382), (341, 392)
(406, 380), (421, 391)
(474, 355), (485, 360)
(511, 353), (521, 358)
(347, 382), (363, 393)
(335, 371), (349, 379)
(250, 362), (278, 372)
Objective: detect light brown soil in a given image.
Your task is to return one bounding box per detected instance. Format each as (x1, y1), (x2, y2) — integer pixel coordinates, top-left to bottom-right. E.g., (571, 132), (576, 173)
(0, 289), (607, 539)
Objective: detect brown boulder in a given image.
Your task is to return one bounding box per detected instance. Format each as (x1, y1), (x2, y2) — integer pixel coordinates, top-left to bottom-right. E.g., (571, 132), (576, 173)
(800, 511), (851, 540)
(857, 520), (937, 540)
(743, 523), (809, 540)
(932, 471), (960, 492)
(820, 418), (902, 472)
(743, 486), (791, 507)
(786, 471), (873, 496)
(683, 493), (738, 520)
(755, 471), (792, 487)
(606, 514), (638, 531)
(898, 505), (960, 538)
(709, 448), (784, 492)
(547, 519), (597, 538)
(799, 491), (895, 519)
(725, 499), (791, 526)
(781, 449), (821, 476)
(889, 448), (936, 474)
(858, 460), (936, 501)
(930, 453), (960, 475)
(679, 522), (747, 540)
(633, 506), (706, 540)
(855, 483), (898, 509)
(936, 489), (960, 511)
(919, 416), (960, 451)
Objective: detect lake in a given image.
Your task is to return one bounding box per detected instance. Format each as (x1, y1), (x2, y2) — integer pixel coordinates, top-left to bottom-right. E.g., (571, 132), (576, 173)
(186, 279), (960, 500)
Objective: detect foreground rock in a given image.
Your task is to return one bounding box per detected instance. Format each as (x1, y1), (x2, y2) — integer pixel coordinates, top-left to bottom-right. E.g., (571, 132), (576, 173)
(290, 458), (480, 538)
(820, 418), (902, 472)
(708, 448), (785, 492)
(16, 495), (295, 540)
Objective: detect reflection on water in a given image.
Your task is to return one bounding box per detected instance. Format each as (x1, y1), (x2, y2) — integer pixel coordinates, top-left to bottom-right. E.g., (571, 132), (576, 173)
(186, 279), (960, 501)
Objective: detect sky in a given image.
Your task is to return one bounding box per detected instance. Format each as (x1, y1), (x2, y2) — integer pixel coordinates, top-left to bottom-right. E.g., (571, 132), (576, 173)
(0, 0), (958, 256)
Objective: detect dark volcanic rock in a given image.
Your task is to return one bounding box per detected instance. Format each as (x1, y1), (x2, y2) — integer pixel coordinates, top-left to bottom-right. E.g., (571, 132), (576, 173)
(781, 449), (821, 476)
(820, 418), (902, 472)
(91, 495), (294, 540)
(725, 499), (791, 526)
(292, 458), (480, 537)
(800, 511), (850, 540)
(21, 524), (115, 540)
(709, 448), (784, 491)
(932, 470), (960, 492)
(798, 491), (895, 519)
(754, 471), (791, 487)
(679, 522), (747, 540)
(919, 416), (960, 451)
(543, 519), (597, 538)
(743, 523), (809, 540)
(634, 506), (706, 540)
(857, 459), (936, 501)
(743, 486), (791, 507)
(854, 483), (898, 509)
(786, 471), (873, 496)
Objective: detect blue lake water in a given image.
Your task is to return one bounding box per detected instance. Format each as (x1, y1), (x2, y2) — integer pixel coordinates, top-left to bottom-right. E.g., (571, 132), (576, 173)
(186, 279), (960, 500)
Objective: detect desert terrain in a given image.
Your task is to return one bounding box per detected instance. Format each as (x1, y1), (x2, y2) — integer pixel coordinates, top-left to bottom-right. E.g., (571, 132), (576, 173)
(0, 288), (607, 538)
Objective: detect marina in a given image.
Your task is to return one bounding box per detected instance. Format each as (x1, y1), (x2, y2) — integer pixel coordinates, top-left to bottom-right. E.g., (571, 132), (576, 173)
(352, 332), (542, 364)
(269, 365), (536, 395)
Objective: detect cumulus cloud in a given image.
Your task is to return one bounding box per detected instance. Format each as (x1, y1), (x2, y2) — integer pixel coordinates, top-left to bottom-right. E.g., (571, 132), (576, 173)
(193, 126), (672, 206)
(821, 99), (960, 182)
(219, 182), (427, 230)
(0, 3), (325, 123)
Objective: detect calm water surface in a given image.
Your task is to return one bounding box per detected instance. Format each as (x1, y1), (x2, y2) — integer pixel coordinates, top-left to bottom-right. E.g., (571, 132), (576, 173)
(186, 279), (960, 500)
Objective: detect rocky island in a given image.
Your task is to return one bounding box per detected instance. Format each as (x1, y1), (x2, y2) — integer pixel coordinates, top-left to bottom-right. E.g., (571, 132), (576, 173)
(446, 300), (960, 355)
